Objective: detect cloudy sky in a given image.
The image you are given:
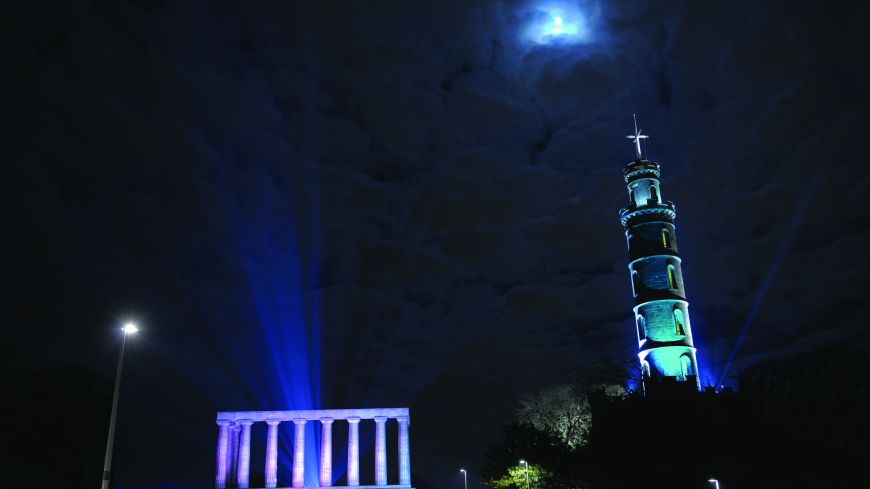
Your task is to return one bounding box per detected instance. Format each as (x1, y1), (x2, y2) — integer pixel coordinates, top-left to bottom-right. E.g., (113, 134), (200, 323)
(6, 0), (869, 487)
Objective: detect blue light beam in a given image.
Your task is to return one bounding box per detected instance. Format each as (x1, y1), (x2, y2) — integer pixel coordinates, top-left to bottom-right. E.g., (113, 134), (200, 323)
(716, 170), (825, 388)
(234, 201), (323, 486)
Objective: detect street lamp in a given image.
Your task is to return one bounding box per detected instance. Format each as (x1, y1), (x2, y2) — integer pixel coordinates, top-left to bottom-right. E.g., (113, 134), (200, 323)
(459, 468), (467, 489)
(708, 479), (720, 489)
(100, 323), (138, 489)
(518, 460), (530, 489)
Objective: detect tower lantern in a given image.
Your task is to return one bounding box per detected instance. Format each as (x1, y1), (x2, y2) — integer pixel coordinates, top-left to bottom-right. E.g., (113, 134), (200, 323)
(619, 119), (700, 393)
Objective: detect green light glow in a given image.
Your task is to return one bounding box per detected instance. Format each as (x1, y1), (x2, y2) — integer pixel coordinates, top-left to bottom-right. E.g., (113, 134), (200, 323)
(487, 464), (548, 489)
(640, 346), (698, 383)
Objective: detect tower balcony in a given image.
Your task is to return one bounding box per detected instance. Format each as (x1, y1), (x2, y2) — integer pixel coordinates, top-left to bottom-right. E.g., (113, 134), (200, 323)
(623, 160), (661, 182)
(619, 201), (676, 227)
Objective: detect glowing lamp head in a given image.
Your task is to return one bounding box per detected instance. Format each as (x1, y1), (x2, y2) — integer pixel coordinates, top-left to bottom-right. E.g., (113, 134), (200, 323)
(519, 459), (527, 465)
(460, 468), (466, 473)
(122, 323), (139, 335)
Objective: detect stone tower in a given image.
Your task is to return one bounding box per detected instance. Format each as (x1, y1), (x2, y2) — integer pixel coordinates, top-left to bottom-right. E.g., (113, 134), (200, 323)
(619, 121), (700, 393)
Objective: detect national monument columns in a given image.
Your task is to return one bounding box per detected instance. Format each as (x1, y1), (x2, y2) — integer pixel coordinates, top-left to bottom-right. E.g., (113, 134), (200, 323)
(236, 420), (253, 489)
(214, 408), (413, 489)
(397, 416), (411, 486)
(265, 420), (280, 488)
(347, 416), (360, 487)
(320, 417), (334, 487)
(292, 419), (307, 488)
(215, 420), (231, 489)
(374, 416), (387, 486)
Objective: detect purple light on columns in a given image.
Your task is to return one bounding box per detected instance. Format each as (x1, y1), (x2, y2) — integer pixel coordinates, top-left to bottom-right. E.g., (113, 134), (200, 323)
(374, 416), (387, 486)
(347, 417), (360, 486)
(397, 416), (411, 486)
(229, 424), (241, 484)
(292, 418), (307, 488)
(215, 420), (231, 489)
(265, 420), (280, 488)
(236, 420), (253, 489)
(320, 418), (334, 487)
(218, 408), (412, 488)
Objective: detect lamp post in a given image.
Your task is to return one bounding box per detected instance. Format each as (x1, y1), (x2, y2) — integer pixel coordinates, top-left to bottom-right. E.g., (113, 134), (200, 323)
(459, 468), (467, 489)
(518, 460), (530, 489)
(100, 323), (138, 489)
(708, 479), (720, 489)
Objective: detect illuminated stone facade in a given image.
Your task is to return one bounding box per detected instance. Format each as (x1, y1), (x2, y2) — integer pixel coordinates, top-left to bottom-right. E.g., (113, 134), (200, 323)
(215, 408), (412, 489)
(619, 159), (700, 392)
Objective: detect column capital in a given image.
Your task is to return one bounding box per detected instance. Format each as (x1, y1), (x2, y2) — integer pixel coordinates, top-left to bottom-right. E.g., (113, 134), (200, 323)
(373, 416), (388, 423)
(396, 415), (410, 423)
(292, 417), (307, 425)
(347, 416), (361, 424)
(266, 419), (281, 426)
(237, 419), (254, 426)
(320, 417), (334, 424)
(217, 420), (232, 427)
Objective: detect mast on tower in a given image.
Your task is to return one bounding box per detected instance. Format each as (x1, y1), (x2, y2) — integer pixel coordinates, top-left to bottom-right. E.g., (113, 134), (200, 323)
(626, 114), (649, 160)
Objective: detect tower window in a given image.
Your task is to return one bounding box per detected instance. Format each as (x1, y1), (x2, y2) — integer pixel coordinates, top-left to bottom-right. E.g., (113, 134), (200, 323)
(667, 265), (677, 289)
(673, 308), (685, 336)
(636, 315), (646, 342)
(650, 185), (658, 203)
(661, 228), (670, 248)
(629, 189), (636, 205)
(631, 270), (640, 296)
(679, 355), (694, 380)
(641, 361), (651, 379)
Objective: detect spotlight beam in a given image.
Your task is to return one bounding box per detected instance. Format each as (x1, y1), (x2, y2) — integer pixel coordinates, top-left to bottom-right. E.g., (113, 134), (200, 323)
(716, 170), (825, 388)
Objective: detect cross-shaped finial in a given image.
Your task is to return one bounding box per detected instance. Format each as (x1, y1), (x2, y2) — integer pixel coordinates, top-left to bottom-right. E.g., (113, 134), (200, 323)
(626, 114), (649, 160)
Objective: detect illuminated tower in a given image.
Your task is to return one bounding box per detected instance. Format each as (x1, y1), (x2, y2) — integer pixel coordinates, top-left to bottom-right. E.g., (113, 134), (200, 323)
(619, 117), (700, 392)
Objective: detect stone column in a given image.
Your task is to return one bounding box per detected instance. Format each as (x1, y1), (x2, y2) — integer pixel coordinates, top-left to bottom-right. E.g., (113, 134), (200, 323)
(292, 418), (307, 488)
(347, 417), (361, 486)
(265, 420), (281, 489)
(320, 418), (334, 487)
(229, 424), (241, 484)
(215, 420), (231, 489)
(397, 416), (411, 486)
(374, 416), (388, 486)
(236, 420), (254, 488)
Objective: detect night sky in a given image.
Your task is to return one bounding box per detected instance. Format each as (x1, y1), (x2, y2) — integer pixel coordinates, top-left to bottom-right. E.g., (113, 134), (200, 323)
(6, 1), (870, 488)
